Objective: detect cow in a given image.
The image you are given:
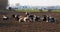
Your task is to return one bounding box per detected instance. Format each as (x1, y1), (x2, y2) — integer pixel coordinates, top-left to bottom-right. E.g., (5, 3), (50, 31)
(12, 14), (19, 21)
(41, 15), (56, 22)
(42, 15), (47, 21)
(25, 12), (29, 15)
(12, 14), (31, 22)
(18, 16), (31, 22)
(26, 14), (41, 22)
(35, 16), (41, 21)
(25, 12), (41, 22)
(2, 15), (9, 20)
(46, 16), (56, 22)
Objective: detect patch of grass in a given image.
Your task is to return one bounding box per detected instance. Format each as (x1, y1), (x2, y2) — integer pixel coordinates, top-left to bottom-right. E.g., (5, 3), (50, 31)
(16, 9), (40, 12)
(0, 9), (60, 12)
(51, 10), (60, 12)
(42, 10), (48, 12)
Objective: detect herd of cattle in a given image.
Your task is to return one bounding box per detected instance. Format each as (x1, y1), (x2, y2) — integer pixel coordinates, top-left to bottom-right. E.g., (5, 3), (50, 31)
(2, 12), (56, 23)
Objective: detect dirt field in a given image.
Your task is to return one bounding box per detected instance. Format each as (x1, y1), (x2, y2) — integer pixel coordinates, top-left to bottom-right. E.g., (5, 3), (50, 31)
(0, 12), (60, 32)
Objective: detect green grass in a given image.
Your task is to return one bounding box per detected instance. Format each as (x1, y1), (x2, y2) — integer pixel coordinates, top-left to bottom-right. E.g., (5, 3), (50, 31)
(42, 10), (48, 12)
(51, 10), (60, 12)
(16, 9), (60, 12)
(0, 9), (60, 12)
(0, 10), (14, 12)
(16, 9), (40, 12)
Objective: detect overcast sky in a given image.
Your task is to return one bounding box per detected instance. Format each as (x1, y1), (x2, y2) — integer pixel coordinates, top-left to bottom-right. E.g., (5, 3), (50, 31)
(8, 0), (60, 6)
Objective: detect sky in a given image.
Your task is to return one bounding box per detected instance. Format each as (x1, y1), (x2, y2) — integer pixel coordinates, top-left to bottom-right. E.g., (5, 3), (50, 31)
(8, 0), (60, 6)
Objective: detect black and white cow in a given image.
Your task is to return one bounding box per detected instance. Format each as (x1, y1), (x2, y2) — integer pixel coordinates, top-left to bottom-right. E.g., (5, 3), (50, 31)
(2, 15), (9, 20)
(46, 16), (55, 22)
(42, 15), (56, 22)
(25, 12), (40, 22)
(25, 12), (34, 21)
(27, 14), (40, 22)
(25, 12), (29, 16)
(43, 15), (47, 21)
(12, 14), (20, 21)
(34, 16), (41, 21)
(42, 15), (47, 21)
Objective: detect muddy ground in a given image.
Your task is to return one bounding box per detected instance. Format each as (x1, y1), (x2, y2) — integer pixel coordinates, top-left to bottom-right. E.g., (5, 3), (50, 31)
(0, 12), (60, 32)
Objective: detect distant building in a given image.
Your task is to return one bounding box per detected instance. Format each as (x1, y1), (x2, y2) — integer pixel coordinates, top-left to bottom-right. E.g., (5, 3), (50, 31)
(0, 0), (8, 10)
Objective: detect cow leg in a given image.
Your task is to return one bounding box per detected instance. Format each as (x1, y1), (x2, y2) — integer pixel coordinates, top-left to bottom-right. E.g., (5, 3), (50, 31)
(23, 18), (27, 22)
(19, 18), (22, 22)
